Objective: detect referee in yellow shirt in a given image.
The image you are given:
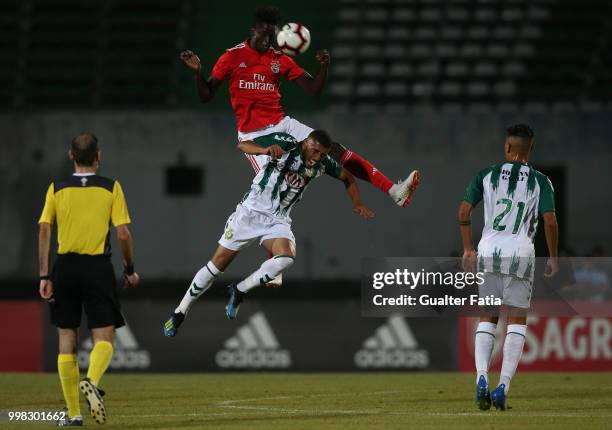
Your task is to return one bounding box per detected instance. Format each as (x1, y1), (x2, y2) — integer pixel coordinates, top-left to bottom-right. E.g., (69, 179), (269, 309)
(38, 133), (139, 426)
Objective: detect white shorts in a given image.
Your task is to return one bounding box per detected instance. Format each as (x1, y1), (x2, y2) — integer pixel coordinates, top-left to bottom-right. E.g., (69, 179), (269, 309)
(237, 115), (314, 142)
(478, 272), (533, 309)
(238, 116), (314, 173)
(218, 204), (296, 251)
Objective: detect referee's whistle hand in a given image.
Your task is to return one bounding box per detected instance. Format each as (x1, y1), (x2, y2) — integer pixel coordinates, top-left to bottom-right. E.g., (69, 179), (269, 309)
(39, 280), (55, 303)
(123, 272), (140, 289)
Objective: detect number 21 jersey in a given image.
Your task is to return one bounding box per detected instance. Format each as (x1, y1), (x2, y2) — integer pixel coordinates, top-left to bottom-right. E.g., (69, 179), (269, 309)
(463, 162), (555, 279)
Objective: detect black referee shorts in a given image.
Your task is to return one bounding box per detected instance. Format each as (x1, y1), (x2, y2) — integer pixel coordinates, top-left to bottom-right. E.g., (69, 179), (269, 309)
(50, 253), (125, 330)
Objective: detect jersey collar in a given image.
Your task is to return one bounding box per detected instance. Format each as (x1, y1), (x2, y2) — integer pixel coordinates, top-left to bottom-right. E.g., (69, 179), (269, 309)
(244, 39), (273, 56)
(73, 172), (95, 176)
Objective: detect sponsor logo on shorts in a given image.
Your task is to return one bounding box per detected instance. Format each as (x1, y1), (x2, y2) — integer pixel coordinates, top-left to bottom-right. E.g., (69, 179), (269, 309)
(273, 134), (296, 143)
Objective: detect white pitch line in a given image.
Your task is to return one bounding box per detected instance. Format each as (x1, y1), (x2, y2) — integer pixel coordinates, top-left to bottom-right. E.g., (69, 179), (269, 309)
(217, 395), (298, 405)
(217, 390), (406, 406)
(8, 390), (611, 421)
(218, 403), (612, 419)
(219, 404), (379, 415)
(115, 411), (246, 419)
(115, 391), (409, 420)
(216, 390), (405, 415)
(214, 392), (612, 419)
(105, 409), (612, 420)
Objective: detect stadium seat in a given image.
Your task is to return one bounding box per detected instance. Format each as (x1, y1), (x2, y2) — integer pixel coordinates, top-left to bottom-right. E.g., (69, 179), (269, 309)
(329, 0), (611, 109)
(2, 0), (192, 108)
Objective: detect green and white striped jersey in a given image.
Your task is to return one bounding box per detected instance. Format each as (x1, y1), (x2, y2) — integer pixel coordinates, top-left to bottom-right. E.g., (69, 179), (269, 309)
(463, 162), (555, 280)
(241, 132), (342, 221)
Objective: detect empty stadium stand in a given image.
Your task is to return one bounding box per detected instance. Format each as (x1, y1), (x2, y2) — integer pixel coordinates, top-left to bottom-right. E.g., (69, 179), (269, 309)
(3, 0), (610, 110)
(331, 0), (612, 110)
(1, 0), (192, 108)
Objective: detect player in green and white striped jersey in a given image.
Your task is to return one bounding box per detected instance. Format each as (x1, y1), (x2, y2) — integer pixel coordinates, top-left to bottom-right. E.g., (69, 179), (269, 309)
(458, 124), (559, 411)
(239, 131), (345, 220)
(164, 130), (374, 336)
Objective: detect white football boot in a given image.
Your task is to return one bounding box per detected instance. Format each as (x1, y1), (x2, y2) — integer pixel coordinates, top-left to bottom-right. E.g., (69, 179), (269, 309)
(388, 170), (421, 207)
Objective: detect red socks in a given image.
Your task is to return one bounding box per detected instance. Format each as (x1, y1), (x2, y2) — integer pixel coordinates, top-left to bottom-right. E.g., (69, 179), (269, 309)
(340, 150), (393, 193)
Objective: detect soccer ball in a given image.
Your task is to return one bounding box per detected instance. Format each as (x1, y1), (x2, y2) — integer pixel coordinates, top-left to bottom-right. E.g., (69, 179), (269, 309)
(276, 23), (311, 56)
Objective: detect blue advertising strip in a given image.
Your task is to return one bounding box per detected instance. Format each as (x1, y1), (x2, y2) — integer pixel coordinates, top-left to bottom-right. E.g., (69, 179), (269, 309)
(43, 300), (457, 372)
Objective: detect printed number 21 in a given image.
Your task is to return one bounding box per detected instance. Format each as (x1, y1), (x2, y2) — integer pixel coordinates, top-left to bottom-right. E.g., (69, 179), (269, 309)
(493, 198), (525, 234)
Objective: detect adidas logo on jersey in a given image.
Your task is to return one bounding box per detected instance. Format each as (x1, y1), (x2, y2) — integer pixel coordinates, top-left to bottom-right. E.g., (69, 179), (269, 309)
(215, 312), (291, 368)
(79, 322), (151, 369)
(239, 62), (247, 68)
(354, 315), (429, 368)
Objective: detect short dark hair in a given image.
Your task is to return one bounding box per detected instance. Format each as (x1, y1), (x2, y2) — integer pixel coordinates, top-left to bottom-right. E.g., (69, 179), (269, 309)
(308, 130), (332, 149)
(70, 133), (99, 166)
(507, 124), (534, 140)
(254, 6), (280, 26)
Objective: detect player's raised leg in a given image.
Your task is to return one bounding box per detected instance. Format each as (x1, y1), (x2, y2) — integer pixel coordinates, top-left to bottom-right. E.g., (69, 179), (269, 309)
(56, 328), (83, 426)
(492, 311), (528, 411)
(164, 245), (237, 337)
(285, 117), (420, 207)
(225, 237), (295, 319)
(330, 142), (420, 207)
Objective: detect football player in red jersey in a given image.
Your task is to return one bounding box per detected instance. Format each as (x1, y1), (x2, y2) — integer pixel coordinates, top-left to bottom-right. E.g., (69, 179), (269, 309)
(180, 6), (420, 286)
(181, 6), (419, 204)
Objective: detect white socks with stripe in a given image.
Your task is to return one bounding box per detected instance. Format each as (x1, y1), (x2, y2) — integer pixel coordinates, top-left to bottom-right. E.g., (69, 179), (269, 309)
(176, 261), (222, 315)
(499, 324), (527, 394)
(237, 256), (294, 293)
(474, 321), (497, 384)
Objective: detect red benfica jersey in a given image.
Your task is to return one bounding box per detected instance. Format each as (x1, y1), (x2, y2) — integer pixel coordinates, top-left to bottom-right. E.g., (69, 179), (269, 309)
(211, 40), (305, 133)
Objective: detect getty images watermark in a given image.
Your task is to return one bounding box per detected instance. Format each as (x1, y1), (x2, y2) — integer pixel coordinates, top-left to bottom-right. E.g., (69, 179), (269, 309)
(371, 268), (492, 306)
(361, 257), (612, 318)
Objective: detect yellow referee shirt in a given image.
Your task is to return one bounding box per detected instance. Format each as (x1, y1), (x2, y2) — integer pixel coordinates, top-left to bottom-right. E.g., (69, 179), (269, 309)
(38, 173), (131, 255)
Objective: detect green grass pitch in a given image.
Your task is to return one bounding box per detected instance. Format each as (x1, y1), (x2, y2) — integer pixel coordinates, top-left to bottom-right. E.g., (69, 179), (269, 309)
(1, 373), (611, 429)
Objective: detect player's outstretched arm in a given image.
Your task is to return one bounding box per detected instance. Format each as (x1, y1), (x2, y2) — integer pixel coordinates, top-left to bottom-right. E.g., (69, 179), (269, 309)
(116, 224), (140, 288)
(338, 169), (374, 219)
(542, 211), (559, 277)
(458, 201), (477, 271)
(294, 49), (330, 96)
(179, 50), (222, 103)
(237, 141), (285, 159)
